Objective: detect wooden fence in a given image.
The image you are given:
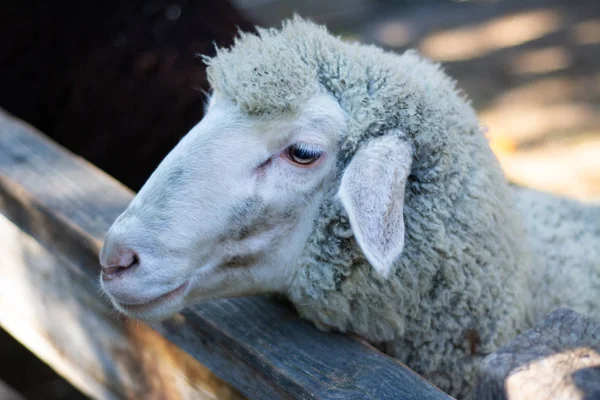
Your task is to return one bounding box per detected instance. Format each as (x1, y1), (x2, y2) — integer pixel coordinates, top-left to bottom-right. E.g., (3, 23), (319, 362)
(0, 108), (452, 399)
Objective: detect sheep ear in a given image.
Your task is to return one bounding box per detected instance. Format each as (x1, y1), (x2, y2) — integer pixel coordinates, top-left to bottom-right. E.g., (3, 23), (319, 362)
(337, 135), (412, 278)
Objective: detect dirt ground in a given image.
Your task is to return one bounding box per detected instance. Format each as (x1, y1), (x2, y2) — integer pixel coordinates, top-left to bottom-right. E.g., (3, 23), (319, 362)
(344, 0), (600, 202)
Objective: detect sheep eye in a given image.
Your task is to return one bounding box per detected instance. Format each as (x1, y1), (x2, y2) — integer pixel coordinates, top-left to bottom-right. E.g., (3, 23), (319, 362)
(286, 143), (323, 165)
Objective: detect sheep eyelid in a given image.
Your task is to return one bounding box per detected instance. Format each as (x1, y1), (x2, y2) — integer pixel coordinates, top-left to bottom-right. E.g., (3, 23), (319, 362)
(255, 142), (326, 171)
(283, 142), (325, 166)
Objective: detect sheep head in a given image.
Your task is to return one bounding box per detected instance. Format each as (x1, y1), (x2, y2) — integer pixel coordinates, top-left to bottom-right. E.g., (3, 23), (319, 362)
(98, 21), (528, 381)
(100, 88), (413, 320)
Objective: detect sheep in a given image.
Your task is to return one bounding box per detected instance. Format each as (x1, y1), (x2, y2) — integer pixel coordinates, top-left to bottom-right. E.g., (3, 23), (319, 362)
(98, 16), (600, 399)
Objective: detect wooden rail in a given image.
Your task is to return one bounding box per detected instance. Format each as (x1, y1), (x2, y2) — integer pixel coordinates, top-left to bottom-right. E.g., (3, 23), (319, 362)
(0, 380), (26, 400)
(0, 108), (452, 400)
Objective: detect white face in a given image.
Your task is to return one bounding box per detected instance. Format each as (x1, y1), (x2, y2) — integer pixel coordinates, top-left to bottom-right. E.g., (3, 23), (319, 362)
(99, 93), (346, 320)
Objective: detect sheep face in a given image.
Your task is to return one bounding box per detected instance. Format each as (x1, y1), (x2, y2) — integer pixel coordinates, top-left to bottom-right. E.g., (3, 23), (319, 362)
(100, 86), (414, 321)
(99, 92), (347, 320)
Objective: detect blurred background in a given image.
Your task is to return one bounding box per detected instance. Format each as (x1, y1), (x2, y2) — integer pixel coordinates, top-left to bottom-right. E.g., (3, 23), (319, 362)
(0, 0), (598, 398)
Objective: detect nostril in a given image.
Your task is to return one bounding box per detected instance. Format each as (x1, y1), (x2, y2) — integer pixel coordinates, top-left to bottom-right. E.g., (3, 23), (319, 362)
(101, 248), (139, 281)
(102, 265), (127, 280)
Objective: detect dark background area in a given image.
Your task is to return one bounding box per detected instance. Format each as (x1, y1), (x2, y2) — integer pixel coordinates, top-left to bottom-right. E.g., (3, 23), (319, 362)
(0, 0), (253, 191)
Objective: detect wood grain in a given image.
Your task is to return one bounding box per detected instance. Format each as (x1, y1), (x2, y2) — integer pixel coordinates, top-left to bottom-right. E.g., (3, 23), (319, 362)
(0, 108), (452, 400)
(0, 213), (244, 400)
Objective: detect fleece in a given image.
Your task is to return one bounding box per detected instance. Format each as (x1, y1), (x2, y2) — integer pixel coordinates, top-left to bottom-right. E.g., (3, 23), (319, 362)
(205, 16), (600, 398)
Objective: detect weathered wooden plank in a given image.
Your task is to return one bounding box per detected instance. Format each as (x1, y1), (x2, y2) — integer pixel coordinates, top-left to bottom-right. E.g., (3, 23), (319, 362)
(0, 380), (26, 400)
(0, 108), (452, 400)
(474, 308), (600, 400)
(0, 213), (243, 400)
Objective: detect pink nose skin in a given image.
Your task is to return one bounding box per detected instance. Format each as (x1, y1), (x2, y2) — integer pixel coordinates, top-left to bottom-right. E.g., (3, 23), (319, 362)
(100, 246), (139, 281)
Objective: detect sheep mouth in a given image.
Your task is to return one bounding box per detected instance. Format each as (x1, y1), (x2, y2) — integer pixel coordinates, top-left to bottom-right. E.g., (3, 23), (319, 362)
(114, 281), (189, 312)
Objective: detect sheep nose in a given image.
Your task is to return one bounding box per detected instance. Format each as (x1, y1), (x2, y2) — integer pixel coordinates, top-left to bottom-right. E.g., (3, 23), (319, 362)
(100, 245), (139, 281)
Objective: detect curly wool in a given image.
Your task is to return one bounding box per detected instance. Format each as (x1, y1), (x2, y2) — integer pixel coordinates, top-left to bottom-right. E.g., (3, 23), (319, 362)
(205, 17), (600, 399)
(514, 187), (600, 320)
